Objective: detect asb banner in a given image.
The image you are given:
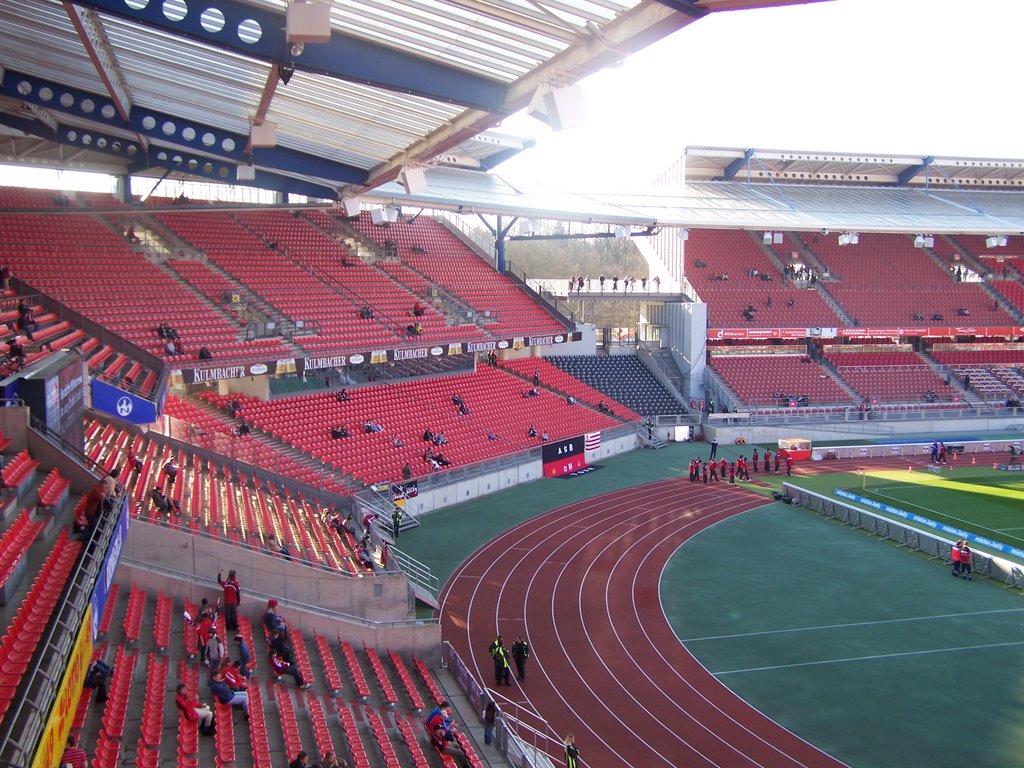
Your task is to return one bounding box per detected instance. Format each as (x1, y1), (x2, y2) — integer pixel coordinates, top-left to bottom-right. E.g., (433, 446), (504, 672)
(92, 379), (157, 425)
(542, 436), (587, 477)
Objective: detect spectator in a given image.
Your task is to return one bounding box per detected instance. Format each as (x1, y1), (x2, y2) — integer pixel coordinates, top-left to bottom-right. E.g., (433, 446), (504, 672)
(335, 389), (350, 403)
(164, 339), (178, 356)
(268, 627), (296, 665)
(7, 337), (25, 366)
(598, 400), (614, 415)
(205, 633), (225, 669)
(209, 669), (248, 717)
(16, 301), (36, 341)
(163, 459), (179, 488)
(289, 752), (310, 768)
(527, 425), (537, 438)
(425, 701), (454, 740)
(218, 569), (241, 632)
(359, 305), (374, 320)
(83, 659), (113, 703)
(435, 453), (452, 467)
(401, 463), (413, 481)
(431, 724), (470, 768)
(422, 427), (434, 443)
(0, 264), (10, 291)
(413, 300), (426, 316)
(76, 475), (116, 538)
(392, 435), (405, 448)
(61, 735), (89, 768)
(175, 683), (214, 735)
(198, 346), (213, 360)
(270, 649), (310, 688)
(321, 751), (350, 768)
(541, 431), (550, 442)
(330, 425), (350, 440)
(483, 699), (497, 745)
(150, 486), (174, 514)
(264, 599), (287, 634)
(235, 634), (252, 678)
(566, 395), (576, 406)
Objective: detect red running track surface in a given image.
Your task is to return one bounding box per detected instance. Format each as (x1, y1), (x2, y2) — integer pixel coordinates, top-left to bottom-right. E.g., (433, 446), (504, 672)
(440, 478), (847, 768)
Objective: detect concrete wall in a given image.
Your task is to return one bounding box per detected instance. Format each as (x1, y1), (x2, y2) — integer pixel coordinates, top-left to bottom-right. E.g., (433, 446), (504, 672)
(220, 375), (270, 400)
(115, 559), (442, 663)
(121, 520), (415, 623)
(404, 458), (544, 515)
(707, 414), (1024, 446)
(550, 323), (597, 356)
(0, 407), (29, 455)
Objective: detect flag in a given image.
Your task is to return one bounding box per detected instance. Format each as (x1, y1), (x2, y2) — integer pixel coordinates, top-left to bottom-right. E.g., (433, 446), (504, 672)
(585, 432), (601, 451)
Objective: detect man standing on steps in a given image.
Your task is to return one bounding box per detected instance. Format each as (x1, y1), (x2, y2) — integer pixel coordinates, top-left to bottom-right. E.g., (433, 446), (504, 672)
(709, 438), (719, 461)
(392, 506), (403, 540)
(218, 570), (241, 632)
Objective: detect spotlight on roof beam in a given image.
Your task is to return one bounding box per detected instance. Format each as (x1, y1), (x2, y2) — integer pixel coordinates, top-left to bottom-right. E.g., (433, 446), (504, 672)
(277, 63), (295, 85)
(837, 233), (850, 246)
(924, 235), (934, 248)
(914, 234), (925, 248)
(988, 235), (1008, 248)
(526, 84), (586, 132)
(849, 232), (859, 245)
(339, 196), (361, 218)
(398, 165), (426, 195)
(773, 232), (784, 245)
(678, 228), (689, 241)
(998, 235), (1008, 247)
(614, 226), (630, 239)
(763, 231), (773, 245)
(236, 164), (256, 182)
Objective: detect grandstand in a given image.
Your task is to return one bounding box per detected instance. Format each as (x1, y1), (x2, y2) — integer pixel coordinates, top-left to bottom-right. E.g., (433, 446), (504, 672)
(3, 0), (1024, 764)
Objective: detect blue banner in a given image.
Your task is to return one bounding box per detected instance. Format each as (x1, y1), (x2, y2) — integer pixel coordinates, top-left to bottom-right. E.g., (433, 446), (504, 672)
(92, 379), (157, 424)
(89, 494), (130, 641)
(834, 488), (1024, 560)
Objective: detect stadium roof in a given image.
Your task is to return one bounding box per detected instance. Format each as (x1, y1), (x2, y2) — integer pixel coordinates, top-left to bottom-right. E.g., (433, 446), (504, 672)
(355, 146), (1024, 237)
(0, 0), (816, 200)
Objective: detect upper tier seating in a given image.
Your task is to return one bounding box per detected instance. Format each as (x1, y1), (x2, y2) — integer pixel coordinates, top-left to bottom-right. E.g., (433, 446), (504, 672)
(343, 212), (568, 338)
(235, 366), (622, 484)
(544, 355), (689, 417)
(0, 212), (290, 364)
(824, 348), (959, 403)
(236, 211), (485, 347)
(683, 229), (841, 327)
(709, 354), (854, 408)
(803, 232), (1015, 326)
(156, 211), (407, 353)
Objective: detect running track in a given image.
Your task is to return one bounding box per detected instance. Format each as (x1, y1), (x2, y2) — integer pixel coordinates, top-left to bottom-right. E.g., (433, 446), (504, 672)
(439, 476), (848, 768)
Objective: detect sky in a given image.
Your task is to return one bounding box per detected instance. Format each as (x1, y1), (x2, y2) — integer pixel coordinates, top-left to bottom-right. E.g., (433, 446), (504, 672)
(498, 0), (1024, 190)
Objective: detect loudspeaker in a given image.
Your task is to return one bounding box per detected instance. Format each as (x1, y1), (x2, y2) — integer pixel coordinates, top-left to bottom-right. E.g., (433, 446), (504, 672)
(286, 0), (332, 43)
(249, 121), (277, 148)
(341, 197), (361, 218)
(236, 164), (256, 182)
(399, 166), (427, 195)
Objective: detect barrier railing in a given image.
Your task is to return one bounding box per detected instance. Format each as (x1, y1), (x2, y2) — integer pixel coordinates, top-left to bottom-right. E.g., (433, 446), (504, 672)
(442, 641), (559, 768)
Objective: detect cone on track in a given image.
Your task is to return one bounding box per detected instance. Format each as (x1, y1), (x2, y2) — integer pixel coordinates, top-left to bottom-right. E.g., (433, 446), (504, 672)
(972, 456), (976, 465)
(908, 464), (913, 473)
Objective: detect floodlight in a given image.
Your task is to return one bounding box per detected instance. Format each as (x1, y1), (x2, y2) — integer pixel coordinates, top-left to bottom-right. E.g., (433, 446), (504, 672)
(924, 236), (934, 248)
(773, 232), (784, 245)
(849, 232), (859, 245)
(763, 231), (773, 245)
(614, 227), (630, 239)
(838, 233), (850, 246)
(399, 166), (427, 195)
(678, 228), (689, 241)
(519, 220), (535, 236)
(236, 164), (256, 182)
(914, 235), (925, 248)
(340, 197), (361, 218)
(998, 235), (1008, 247)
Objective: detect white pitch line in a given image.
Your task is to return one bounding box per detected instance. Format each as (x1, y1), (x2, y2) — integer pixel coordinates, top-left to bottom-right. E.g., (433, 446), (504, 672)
(680, 607), (1024, 643)
(713, 639), (1024, 676)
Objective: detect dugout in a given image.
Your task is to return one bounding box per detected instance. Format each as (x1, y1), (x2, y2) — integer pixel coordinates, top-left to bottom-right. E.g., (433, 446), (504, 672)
(778, 437), (812, 461)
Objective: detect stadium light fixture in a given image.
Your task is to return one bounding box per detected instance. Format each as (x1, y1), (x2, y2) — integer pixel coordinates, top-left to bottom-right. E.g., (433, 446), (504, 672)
(999, 235), (1008, 247)
(614, 226), (630, 239)
(678, 228), (689, 241)
(838, 233), (849, 246)
(773, 232), (784, 245)
(924, 235), (934, 248)
(519, 219), (535, 236)
(914, 234), (925, 248)
(762, 231), (773, 245)
(987, 235), (1008, 248)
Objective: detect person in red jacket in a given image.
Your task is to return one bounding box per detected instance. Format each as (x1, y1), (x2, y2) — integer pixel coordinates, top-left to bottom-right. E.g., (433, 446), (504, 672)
(751, 448), (759, 473)
(175, 683), (214, 735)
(764, 449), (772, 474)
(718, 457), (727, 478)
(959, 542), (973, 581)
(218, 569), (241, 632)
(786, 453), (794, 477)
(270, 650), (310, 689)
(951, 539), (962, 577)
